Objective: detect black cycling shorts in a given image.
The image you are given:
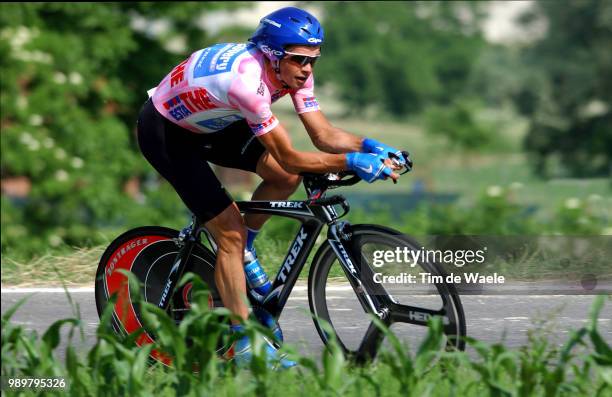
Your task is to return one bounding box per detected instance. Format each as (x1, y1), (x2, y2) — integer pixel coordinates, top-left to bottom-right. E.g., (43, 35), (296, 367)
(136, 98), (266, 223)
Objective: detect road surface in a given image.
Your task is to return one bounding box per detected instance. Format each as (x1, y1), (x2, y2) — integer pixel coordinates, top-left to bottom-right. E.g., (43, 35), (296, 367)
(2, 284), (610, 361)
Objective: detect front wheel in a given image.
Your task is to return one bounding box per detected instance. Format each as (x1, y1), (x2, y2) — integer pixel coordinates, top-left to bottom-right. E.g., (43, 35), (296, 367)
(308, 225), (466, 362)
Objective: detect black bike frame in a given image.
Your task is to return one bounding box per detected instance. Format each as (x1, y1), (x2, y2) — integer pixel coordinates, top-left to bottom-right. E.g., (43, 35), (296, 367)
(236, 198), (344, 317)
(157, 193), (386, 323)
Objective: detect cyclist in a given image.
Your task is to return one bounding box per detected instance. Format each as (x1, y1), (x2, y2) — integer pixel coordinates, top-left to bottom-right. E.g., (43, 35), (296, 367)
(136, 6), (408, 369)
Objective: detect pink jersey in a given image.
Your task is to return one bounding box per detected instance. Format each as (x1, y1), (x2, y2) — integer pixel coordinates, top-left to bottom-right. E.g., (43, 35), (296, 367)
(150, 43), (320, 135)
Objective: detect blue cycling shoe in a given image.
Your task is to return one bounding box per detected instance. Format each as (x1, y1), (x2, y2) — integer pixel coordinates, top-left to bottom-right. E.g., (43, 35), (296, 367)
(226, 325), (296, 370)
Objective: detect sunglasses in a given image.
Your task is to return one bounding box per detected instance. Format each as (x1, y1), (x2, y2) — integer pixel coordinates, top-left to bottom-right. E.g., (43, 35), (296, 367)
(284, 51), (320, 67)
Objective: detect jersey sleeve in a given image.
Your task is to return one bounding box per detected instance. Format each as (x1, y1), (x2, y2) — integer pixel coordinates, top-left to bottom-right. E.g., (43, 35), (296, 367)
(228, 69), (278, 136)
(291, 74), (320, 114)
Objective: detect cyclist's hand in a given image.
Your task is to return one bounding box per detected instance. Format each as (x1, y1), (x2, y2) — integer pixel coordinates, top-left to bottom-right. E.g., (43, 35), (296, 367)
(346, 152), (398, 183)
(362, 138), (406, 168)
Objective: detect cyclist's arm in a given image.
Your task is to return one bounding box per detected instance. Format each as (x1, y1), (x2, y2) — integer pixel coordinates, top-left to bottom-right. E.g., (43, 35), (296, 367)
(298, 110), (363, 154)
(257, 122), (347, 174)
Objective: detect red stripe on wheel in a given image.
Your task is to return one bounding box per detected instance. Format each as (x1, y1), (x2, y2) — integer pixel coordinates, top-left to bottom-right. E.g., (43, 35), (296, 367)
(104, 236), (168, 338)
(182, 282), (193, 309)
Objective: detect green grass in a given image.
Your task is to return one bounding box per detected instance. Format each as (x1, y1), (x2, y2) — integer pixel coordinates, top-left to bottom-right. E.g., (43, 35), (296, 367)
(2, 276), (610, 397)
(428, 155), (612, 210)
(0, 246), (103, 287)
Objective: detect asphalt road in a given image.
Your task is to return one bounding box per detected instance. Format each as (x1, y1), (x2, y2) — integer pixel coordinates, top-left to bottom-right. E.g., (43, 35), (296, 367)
(2, 284), (610, 362)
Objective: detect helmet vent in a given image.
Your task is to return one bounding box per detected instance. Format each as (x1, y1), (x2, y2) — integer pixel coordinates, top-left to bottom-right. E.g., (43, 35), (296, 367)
(306, 16), (313, 24)
(289, 17), (301, 23)
(301, 27), (311, 35)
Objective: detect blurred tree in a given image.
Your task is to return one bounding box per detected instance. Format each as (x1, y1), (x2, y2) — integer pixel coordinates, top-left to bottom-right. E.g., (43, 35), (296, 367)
(517, 0), (612, 177)
(424, 99), (494, 160)
(315, 2), (487, 117)
(0, 3), (250, 258)
(466, 44), (527, 108)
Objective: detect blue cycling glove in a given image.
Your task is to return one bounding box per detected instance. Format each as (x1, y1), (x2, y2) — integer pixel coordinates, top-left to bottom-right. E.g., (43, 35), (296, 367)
(362, 138), (406, 166)
(346, 152), (393, 183)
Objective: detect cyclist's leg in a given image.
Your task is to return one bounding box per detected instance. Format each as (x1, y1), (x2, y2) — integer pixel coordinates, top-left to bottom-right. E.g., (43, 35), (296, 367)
(198, 121), (301, 231)
(136, 99), (250, 323)
(203, 204), (249, 323)
(246, 151), (302, 230)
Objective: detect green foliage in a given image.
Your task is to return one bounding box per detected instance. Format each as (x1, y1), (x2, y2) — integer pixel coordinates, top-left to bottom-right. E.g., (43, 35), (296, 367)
(2, 278), (610, 396)
(345, 188), (608, 238)
(316, 2), (487, 117)
(0, 3), (250, 259)
(466, 44), (528, 108)
(424, 190), (540, 236)
(517, 0), (612, 177)
(424, 99), (495, 153)
(551, 196), (608, 235)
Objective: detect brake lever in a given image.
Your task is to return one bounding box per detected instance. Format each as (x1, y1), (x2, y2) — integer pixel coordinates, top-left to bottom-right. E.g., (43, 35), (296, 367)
(398, 151), (413, 175)
(381, 151), (412, 182)
(388, 152), (402, 167)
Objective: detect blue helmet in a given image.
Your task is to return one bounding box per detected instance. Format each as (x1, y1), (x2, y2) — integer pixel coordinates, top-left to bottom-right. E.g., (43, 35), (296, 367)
(249, 7), (324, 62)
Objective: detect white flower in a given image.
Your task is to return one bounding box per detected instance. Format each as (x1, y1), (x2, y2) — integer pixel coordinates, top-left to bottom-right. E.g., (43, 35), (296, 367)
(53, 72), (67, 84)
(43, 137), (54, 148)
(55, 169), (69, 181)
(48, 234), (63, 247)
(11, 26), (33, 48)
(149, 19), (170, 36)
(565, 198), (581, 209)
(18, 50), (52, 64)
(164, 36), (187, 54)
(2, 27), (50, 63)
(486, 185), (502, 197)
(2, 26), (35, 50)
(54, 148), (67, 160)
(69, 72), (83, 85)
(19, 132), (33, 145)
(28, 140), (40, 151)
(71, 157), (84, 169)
(29, 114), (43, 126)
(21, 132), (41, 151)
(580, 100), (608, 118)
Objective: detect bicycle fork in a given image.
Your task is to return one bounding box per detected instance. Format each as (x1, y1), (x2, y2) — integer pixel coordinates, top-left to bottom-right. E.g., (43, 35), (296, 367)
(327, 221), (389, 321)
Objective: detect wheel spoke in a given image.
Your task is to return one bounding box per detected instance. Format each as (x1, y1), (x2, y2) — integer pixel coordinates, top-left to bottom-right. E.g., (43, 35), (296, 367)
(355, 320), (388, 363)
(358, 251), (392, 297)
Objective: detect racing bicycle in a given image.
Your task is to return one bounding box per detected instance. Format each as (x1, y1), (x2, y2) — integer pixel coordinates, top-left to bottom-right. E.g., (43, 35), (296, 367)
(95, 169), (466, 365)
